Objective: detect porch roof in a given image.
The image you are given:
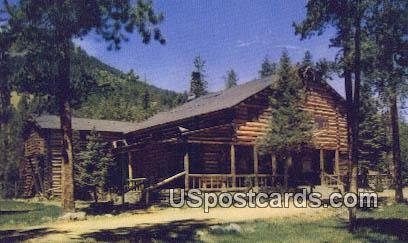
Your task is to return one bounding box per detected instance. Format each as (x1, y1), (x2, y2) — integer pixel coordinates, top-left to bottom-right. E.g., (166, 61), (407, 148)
(33, 115), (136, 133)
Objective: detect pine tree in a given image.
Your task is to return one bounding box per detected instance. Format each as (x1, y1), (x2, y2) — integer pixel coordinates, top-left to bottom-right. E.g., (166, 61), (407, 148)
(257, 51), (314, 157)
(301, 50), (314, 68)
(294, 0), (369, 230)
(0, 95), (31, 198)
(259, 57), (277, 78)
(75, 129), (114, 203)
(358, 82), (387, 173)
(142, 86), (150, 112)
(367, 0), (407, 203)
(7, 0), (165, 212)
(225, 69), (238, 89)
(190, 56), (208, 98)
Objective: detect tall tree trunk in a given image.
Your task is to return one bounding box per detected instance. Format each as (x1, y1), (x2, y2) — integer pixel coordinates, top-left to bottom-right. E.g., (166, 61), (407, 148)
(389, 90), (403, 203)
(59, 39), (75, 213)
(349, 2), (362, 232)
(344, 67), (353, 191)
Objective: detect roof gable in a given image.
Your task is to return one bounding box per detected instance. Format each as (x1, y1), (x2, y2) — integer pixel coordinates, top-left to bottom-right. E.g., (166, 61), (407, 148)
(126, 77), (274, 133)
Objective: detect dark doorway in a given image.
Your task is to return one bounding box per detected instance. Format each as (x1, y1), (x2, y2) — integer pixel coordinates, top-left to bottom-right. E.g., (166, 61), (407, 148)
(299, 150), (320, 185)
(324, 150), (335, 174)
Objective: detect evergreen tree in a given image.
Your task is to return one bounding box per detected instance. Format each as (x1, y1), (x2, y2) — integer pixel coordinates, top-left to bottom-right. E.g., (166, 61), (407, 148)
(301, 50), (314, 68)
(367, 0), (407, 202)
(299, 51), (316, 84)
(257, 51), (314, 157)
(358, 82), (387, 173)
(6, 0), (165, 212)
(259, 57), (276, 78)
(294, 0), (370, 230)
(0, 95), (31, 198)
(75, 129), (114, 203)
(225, 69), (238, 89)
(142, 87), (150, 111)
(190, 56), (208, 98)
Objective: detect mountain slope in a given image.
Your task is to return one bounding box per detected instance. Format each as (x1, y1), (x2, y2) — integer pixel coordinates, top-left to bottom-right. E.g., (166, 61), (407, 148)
(71, 47), (188, 122)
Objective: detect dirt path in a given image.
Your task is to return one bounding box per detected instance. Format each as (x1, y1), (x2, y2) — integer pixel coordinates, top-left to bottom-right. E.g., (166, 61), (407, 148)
(7, 205), (332, 242)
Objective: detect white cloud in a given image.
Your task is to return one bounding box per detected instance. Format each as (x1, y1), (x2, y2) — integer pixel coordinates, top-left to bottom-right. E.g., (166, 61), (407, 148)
(235, 39), (258, 48)
(274, 44), (303, 50)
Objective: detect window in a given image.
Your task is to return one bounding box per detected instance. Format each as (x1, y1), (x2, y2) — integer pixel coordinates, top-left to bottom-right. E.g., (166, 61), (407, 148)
(314, 116), (328, 129)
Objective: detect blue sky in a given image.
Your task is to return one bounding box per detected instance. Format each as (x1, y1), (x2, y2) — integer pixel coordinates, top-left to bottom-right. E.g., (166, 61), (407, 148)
(74, 0), (342, 94)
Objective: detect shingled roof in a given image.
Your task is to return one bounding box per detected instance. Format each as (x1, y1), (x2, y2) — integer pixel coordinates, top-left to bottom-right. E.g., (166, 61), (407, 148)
(32, 76), (344, 134)
(33, 115), (136, 133)
(127, 77), (273, 133)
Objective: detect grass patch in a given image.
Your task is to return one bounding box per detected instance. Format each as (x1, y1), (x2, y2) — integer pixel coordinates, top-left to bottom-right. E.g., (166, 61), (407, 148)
(0, 200), (62, 229)
(206, 204), (408, 242)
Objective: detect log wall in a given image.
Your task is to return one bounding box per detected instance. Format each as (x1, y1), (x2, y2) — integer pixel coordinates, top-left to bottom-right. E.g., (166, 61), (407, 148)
(129, 143), (184, 184)
(233, 83), (349, 174)
(123, 82), (350, 181)
(21, 127), (123, 198)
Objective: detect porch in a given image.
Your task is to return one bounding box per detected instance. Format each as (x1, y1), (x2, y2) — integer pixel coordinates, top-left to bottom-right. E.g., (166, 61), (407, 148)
(126, 142), (345, 192)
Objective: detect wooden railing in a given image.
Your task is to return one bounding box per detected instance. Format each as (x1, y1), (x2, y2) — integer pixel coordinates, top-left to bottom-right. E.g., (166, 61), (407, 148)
(189, 174), (284, 191)
(146, 171), (186, 191)
(127, 178), (147, 192)
(321, 173), (345, 186)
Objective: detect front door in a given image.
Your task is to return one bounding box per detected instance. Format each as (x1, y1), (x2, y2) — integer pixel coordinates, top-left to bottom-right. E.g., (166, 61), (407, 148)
(299, 150), (321, 185)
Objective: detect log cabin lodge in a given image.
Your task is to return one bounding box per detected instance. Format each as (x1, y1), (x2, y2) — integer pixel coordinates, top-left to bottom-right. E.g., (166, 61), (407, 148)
(21, 76), (349, 199)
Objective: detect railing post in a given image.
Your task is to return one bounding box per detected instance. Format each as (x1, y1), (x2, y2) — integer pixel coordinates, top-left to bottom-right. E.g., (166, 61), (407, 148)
(230, 144), (236, 189)
(253, 146), (259, 191)
(320, 148), (325, 185)
(271, 153), (277, 187)
(184, 144), (190, 191)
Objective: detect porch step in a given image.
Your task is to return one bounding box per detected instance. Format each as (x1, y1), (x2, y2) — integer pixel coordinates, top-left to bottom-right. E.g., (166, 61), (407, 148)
(152, 188), (183, 206)
(124, 190), (143, 204)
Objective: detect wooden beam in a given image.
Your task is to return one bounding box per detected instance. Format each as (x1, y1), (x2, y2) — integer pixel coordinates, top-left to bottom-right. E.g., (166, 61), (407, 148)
(184, 145), (190, 190)
(147, 171), (187, 190)
(230, 144), (236, 188)
(320, 148), (325, 184)
(181, 124), (233, 136)
(253, 146), (259, 189)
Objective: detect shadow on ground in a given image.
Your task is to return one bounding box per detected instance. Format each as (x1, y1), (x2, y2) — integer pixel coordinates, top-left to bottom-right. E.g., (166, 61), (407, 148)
(80, 219), (210, 242)
(81, 202), (157, 216)
(0, 209), (34, 215)
(355, 217), (408, 241)
(0, 228), (69, 241)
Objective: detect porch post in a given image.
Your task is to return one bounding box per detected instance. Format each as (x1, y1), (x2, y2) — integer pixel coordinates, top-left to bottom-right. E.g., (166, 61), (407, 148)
(184, 144), (190, 190)
(284, 156), (292, 189)
(127, 152), (133, 184)
(320, 148), (325, 184)
(253, 146), (259, 190)
(121, 153), (125, 206)
(230, 144), (236, 188)
(271, 153), (277, 186)
(335, 149), (340, 175)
